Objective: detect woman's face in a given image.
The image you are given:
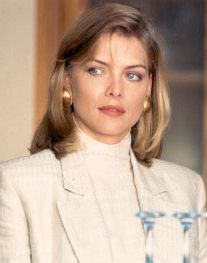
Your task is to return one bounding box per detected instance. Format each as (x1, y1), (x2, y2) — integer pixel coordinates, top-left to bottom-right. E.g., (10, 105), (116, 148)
(65, 33), (152, 144)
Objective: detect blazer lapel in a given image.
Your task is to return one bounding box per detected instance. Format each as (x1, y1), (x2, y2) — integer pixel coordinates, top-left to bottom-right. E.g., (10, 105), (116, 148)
(57, 152), (113, 263)
(130, 149), (169, 211)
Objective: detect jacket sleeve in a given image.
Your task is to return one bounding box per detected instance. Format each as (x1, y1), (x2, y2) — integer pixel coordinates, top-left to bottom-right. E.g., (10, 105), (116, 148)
(0, 168), (31, 262)
(196, 174), (207, 263)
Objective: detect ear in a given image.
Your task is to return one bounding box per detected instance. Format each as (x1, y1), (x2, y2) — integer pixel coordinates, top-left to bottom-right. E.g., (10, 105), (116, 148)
(64, 72), (72, 91)
(147, 73), (152, 96)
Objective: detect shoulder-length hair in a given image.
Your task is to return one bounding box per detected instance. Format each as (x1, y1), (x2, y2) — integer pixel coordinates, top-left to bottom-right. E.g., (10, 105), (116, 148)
(30, 3), (170, 166)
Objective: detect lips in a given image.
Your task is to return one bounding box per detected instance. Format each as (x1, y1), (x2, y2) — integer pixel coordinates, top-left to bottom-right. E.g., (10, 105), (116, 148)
(99, 105), (125, 112)
(98, 105), (125, 116)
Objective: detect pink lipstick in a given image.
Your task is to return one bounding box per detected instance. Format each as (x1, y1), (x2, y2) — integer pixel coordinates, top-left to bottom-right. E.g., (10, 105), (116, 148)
(99, 105), (125, 117)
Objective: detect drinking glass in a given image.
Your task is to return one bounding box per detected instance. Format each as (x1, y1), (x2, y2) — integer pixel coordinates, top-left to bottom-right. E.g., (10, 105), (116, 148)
(136, 211), (207, 263)
(136, 211), (165, 263)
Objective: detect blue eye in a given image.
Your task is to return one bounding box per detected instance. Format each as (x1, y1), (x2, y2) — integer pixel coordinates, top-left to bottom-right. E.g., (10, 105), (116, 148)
(88, 67), (103, 75)
(127, 72), (142, 81)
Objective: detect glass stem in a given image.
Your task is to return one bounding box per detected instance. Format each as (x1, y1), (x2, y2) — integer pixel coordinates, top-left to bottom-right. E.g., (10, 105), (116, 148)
(145, 226), (154, 263)
(183, 226), (191, 263)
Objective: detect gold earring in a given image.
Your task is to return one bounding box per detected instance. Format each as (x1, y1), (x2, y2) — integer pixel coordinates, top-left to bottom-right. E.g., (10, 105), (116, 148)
(63, 88), (72, 107)
(143, 96), (151, 113)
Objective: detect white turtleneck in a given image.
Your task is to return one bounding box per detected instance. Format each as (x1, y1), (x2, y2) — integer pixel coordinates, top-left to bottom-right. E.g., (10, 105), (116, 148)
(77, 128), (145, 263)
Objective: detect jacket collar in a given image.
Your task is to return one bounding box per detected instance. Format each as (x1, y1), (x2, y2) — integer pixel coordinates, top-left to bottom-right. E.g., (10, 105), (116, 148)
(129, 148), (167, 197)
(60, 151), (90, 196)
(60, 148), (168, 198)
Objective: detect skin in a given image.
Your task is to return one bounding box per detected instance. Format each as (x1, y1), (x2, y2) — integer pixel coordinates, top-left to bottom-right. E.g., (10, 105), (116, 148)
(65, 33), (152, 144)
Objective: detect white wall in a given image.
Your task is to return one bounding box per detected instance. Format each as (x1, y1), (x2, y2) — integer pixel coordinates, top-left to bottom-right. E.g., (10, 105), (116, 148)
(0, 0), (35, 161)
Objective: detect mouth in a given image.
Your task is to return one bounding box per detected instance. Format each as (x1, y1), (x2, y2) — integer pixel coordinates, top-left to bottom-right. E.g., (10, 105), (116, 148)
(98, 105), (125, 117)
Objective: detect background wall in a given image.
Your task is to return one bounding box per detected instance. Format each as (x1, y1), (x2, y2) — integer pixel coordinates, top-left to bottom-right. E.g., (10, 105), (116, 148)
(0, 0), (35, 161)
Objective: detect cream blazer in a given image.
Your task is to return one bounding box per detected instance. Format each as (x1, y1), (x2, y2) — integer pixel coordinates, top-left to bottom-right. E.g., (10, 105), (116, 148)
(0, 149), (207, 263)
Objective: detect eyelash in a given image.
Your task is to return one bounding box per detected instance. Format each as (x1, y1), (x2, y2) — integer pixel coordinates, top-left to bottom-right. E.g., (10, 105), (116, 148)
(87, 67), (143, 81)
(87, 67), (103, 75)
(127, 72), (143, 81)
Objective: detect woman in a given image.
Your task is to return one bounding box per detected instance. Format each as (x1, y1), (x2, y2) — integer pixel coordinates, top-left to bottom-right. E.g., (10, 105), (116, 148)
(0, 3), (206, 263)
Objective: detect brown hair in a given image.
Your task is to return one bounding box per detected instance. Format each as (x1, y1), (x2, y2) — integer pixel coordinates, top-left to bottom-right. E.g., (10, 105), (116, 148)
(30, 3), (170, 166)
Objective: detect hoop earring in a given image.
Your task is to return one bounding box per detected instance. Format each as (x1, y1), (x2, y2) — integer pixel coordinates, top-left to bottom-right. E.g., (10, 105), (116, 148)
(63, 88), (72, 107)
(143, 96), (151, 113)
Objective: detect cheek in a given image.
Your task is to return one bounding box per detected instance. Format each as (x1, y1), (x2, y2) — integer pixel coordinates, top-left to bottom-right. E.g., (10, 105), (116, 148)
(129, 92), (146, 110)
(127, 94), (146, 120)
(71, 79), (88, 103)
(72, 83), (100, 112)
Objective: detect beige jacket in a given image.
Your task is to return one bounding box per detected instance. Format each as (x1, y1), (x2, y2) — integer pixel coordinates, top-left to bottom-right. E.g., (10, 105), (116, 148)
(0, 149), (207, 263)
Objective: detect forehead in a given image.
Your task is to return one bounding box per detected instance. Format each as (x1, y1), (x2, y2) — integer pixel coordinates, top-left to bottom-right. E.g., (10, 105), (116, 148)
(86, 33), (149, 66)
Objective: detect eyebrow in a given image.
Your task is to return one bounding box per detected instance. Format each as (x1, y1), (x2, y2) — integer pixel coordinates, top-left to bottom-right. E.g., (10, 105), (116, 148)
(85, 59), (148, 71)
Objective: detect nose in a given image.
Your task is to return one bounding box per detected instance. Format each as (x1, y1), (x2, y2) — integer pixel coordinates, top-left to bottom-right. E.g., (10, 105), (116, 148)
(105, 75), (123, 98)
